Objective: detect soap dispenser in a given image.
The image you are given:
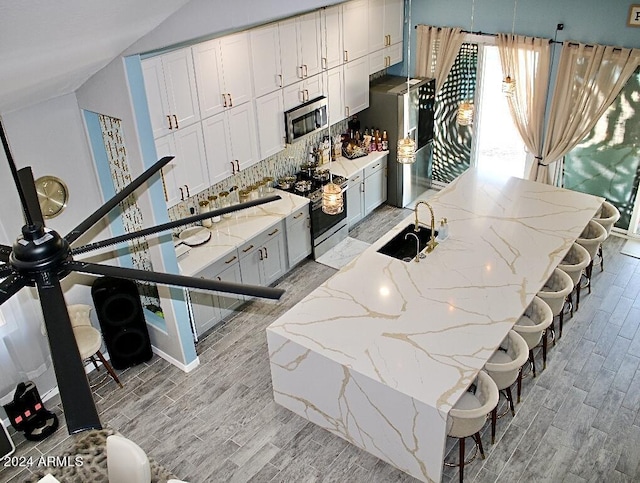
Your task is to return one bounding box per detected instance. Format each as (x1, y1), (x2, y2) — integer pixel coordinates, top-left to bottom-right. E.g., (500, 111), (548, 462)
(437, 218), (449, 241)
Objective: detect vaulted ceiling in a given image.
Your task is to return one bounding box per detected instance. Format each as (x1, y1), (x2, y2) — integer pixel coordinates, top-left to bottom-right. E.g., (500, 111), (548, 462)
(0, 0), (192, 113)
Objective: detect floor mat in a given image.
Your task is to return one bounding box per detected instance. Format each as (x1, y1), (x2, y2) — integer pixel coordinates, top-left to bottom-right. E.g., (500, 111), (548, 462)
(621, 238), (640, 259)
(315, 237), (371, 270)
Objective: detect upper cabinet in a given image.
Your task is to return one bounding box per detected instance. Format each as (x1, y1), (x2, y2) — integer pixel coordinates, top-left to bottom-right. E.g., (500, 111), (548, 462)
(384, 0), (404, 47)
(368, 0), (404, 73)
(142, 48), (200, 139)
(192, 32), (253, 119)
(321, 6), (343, 70)
(279, 12), (322, 87)
(250, 24), (283, 97)
(342, 0), (369, 63)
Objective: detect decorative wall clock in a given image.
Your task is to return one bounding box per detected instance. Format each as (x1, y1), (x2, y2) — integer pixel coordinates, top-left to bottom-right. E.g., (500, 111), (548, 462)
(35, 175), (68, 218)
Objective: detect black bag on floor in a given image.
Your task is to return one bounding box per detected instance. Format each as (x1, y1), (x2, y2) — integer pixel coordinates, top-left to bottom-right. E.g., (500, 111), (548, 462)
(3, 381), (58, 441)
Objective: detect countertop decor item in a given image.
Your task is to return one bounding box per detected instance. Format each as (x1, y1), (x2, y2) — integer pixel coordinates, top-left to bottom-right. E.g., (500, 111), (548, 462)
(397, 0), (416, 164)
(178, 226), (211, 247)
(35, 175), (68, 218)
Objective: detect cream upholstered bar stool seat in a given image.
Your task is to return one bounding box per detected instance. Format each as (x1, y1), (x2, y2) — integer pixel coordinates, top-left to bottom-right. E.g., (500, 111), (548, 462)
(513, 296), (553, 379)
(537, 269), (573, 342)
(592, 200), (620, 271)
(557, 242), (590, 315)
(68, 304), (123, 388)
(575, 219), (607, 294)
(446, 370), (499, 483)
(483, 330), (529, 444)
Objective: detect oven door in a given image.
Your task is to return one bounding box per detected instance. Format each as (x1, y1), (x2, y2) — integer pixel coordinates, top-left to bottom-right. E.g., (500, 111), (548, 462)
(310, 189), (348, 258)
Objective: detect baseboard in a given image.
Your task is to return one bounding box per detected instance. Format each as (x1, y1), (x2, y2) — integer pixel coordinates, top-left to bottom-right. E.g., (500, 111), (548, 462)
(152, 346), (200, 373)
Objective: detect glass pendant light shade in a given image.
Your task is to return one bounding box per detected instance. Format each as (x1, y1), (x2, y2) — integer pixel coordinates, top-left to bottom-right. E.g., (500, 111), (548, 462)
(502, 75), (516, 96)
(397, 137), (416, 164)
(322, 182), (343, 215)
(457, 100), (474, 126)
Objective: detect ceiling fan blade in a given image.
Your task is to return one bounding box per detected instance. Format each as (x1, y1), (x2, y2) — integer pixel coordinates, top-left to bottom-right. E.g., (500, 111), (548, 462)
(0, 274), (27, 306)
(71, 194), (282, 256)
(67, 261), (285, 300)
(64, 156), (174, 245)
(0, 245), (10, 263)
(17, 167), (45, 226)
(35, 275), (102, 433)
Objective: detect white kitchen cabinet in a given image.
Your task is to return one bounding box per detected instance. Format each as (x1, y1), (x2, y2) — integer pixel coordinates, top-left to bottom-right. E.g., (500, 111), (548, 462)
(344, 55), (369, 117)
(364, 156), (387, 213)
(346, 155), (388, 229)
(192, 32), (253, 119)
(279, 12), (322, 87)
(250, 23), (283, 97)
(369, 0), (403, 53)
(189, 250), (243, 336)
(255, 90), (286, 160)
(321, 5), (343, 70)
(342, 0), (369, 63)
(327, 66), (345, 124)
(142, 48), (200, 139)
(369, 42), (403, 75)
(239, 222), (287, 291)
(285, 207), (312, 268)
(155, 123), (209, 207)
(227, 102), (259, 172)
(283, 72), (326, 111)
(201, 112), (233, 185)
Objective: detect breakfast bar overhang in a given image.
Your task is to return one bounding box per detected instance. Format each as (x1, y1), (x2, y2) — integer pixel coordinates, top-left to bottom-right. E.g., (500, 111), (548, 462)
(266, 169), (604, 482)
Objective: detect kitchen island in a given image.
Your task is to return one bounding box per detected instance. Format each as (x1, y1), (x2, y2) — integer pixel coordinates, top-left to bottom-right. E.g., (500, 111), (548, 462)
(266, 169), (604, 482)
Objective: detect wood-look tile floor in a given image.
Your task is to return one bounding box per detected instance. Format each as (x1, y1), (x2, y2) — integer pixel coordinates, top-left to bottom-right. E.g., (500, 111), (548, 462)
(3, 204), (640, 483)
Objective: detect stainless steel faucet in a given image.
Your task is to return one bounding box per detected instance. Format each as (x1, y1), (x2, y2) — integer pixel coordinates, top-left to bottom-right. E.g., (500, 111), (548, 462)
(414, 200), (438, 253)
(404, 232), (425, 262)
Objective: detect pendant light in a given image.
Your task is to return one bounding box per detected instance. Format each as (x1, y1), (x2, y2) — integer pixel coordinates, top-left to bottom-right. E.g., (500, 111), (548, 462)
(457, 0), (476, 126)
(502, 0), (518, 96)
(397, 0), (416, 164)
(322, 11), (343, 215)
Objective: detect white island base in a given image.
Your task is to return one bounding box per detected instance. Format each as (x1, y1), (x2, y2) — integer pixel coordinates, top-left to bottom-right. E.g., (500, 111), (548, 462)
(267, 169), (604, 482)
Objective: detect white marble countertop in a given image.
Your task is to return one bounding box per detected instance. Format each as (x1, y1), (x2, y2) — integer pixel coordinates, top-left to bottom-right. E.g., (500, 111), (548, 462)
(177, 190), (309, 276)
(328, 150), (388, 179)
(268, 169), (604, 413)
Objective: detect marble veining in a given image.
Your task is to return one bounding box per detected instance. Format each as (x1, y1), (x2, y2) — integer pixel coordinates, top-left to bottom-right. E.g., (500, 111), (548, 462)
(267, 169), (604, 482)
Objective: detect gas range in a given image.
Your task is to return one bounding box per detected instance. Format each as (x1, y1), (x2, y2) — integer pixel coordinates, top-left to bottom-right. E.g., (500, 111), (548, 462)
(279, 173), (348, 205)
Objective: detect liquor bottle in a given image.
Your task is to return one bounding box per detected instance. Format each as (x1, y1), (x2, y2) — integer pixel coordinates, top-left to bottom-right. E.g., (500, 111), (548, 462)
(381, 131), (388, 151)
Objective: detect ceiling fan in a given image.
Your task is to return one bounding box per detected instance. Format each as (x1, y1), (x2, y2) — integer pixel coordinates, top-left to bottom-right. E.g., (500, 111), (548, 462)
(0, 117), (284, 435)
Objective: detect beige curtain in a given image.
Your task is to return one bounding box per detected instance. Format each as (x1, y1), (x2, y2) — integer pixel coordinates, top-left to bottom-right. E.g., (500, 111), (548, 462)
(532, 42), (640, 183)
(416, 25), (465, 92)
(497, 34), (551, 175)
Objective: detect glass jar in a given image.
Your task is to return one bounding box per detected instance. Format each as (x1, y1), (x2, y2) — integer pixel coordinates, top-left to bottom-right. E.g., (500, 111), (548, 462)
(219, 191), (232, 218)
(248, 183), (259, 200)
(230, 185), (240, 205)
(208, 195), (221, 223)
(239, 188), (251, 204)
(257, 179), (267, 198)
(264, 176), (274, 193)
(199, 200), (212, 228)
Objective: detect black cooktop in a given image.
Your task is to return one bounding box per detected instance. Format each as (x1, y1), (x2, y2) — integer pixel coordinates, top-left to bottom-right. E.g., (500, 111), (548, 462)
(278, 172), (348, 204)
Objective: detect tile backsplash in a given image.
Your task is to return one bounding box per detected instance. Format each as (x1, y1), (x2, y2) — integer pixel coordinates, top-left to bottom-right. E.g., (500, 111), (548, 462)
(168, 120), (348, 225)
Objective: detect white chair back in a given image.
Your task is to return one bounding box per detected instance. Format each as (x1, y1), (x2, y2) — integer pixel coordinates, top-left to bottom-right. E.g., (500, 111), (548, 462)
(558, 243), (590, 286)
(447, 370), (499, 439)
(576, 220), (607, 260)
(484, 331), (529, 390)
(513, 296), (553, 350)
(593, 200), (620, 237)
(537, 268), (573, 317)
(107, 435), (151, 483)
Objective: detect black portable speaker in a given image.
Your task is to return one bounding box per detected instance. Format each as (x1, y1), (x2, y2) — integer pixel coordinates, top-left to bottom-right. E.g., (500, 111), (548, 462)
(91, 277), (153, 370)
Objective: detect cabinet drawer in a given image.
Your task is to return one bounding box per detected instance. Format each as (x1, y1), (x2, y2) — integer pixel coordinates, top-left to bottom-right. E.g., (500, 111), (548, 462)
(238, 240), (259, 259)
(286, 207), (310, 230)
(348, 170), (364, 187)
(198, 249), (240, 276)
(364, 158), (385, 178)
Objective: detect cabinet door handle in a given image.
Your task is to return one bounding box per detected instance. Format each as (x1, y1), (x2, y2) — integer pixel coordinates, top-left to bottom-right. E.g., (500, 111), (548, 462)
(243, 244), (254, 253)
(167, 115), (173, 129)
(373, 164), (380, 169)
(223, 93), (228, 107)
(258, 248), (264, 260)
(322, 57), (327, 69)
(173, 114), (179, 129)
(228, 94), (233, 107)
(231, 161), (236, 174)
(352, 175), (360, 182)
(185, 185), (190, 198)
(179, 186), (184, 201)
(268, 228), (279, 236)
(345, 106), (350, 117)
(263, 246), (269, 258)
(344, 50), (349, 62)
(298, 90), (304, 103)
(225, 255), (237, 264)
(361, 183), (365, 193)
(298, 66), (304, 79)
(217, 276), (222, 281)
(304, 89), (309, 102)
(303, 64), (308, 78)
(278, 74), (283, 87)
(293, 212), (304, 219)
(306, 218), (310, 228)
(235, 160), (240, 172)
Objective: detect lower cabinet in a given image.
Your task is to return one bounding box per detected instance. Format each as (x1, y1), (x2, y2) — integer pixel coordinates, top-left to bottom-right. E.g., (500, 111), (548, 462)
(347, 155), (388, 230)
(239, 222), (287, 295)
(285, 207), (312, 268)
(190, 250), (243, 336)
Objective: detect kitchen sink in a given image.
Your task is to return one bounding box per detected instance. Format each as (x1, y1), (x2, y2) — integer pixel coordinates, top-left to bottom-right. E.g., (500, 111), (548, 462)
(377, 224), (438, 262)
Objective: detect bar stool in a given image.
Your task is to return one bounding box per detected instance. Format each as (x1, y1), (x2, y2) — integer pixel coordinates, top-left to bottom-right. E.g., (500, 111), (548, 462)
(557, 243), (590, 315)
(484, 330), (529, 444)
(513, 296), (553, 379)
(446, 370), (499, 482)
(537, 269), (573, 341)
(592, 200), (620, 271)
(575, 220), (607, 293)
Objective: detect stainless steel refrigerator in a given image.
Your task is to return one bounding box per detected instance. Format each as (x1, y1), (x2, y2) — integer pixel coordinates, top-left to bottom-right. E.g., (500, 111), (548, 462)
(358, 75), (435, 208)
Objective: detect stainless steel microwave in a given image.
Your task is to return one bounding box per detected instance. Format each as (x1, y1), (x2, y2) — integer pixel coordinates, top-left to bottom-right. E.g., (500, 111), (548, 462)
(284, 96), (328, 144)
